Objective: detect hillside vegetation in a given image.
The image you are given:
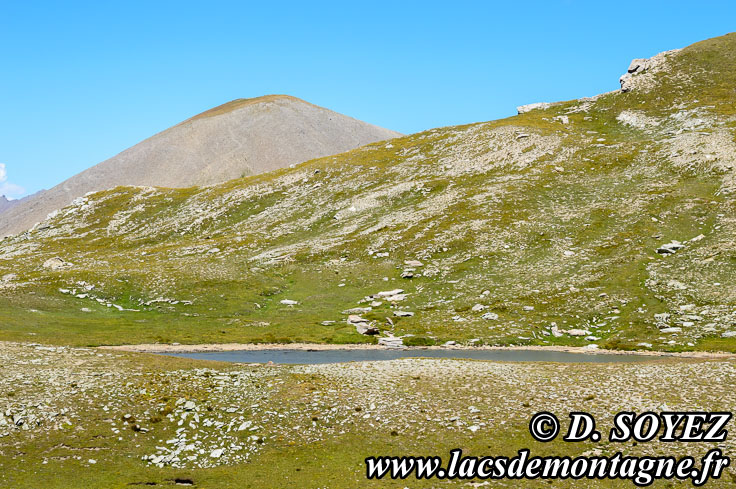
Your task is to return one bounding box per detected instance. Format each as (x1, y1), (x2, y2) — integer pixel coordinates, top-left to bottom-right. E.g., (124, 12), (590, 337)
(1, 33), (735, 352)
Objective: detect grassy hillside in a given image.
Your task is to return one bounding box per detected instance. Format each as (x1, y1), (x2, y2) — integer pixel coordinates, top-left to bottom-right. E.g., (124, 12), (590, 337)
(1, 33), (735, 351)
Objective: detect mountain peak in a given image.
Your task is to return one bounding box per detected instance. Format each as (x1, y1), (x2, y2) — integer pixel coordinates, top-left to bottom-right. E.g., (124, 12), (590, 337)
(186, 95), (312, 123)
(0, 96), (401, 237)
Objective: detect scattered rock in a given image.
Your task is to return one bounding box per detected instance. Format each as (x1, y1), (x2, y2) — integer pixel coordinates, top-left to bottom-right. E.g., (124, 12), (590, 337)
(342, 307), (372, 315)
(393, 311), (414, 318)
(660, 327), (682, 333)
(280, 299), (299, 306)
(378, 335), (405, 349)
(42, 257), (70, 270)
(376, 289), (404, 298)
(481, 312), (499, 321)
(517, 102), (551, 114)
(355, 323), (379, 335)
(656, 241), (685, 255)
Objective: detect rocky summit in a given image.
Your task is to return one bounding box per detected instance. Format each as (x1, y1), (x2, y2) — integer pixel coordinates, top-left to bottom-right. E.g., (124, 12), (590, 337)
(1, 34), (736, 354)
(0, 95), (401, 237)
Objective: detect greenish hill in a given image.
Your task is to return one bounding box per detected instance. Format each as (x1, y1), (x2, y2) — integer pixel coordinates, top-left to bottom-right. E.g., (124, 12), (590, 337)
(1, 33), (735, 352)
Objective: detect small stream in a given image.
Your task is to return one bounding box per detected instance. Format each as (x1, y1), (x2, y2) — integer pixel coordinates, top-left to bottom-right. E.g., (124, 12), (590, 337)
(166, 348), (662, 365)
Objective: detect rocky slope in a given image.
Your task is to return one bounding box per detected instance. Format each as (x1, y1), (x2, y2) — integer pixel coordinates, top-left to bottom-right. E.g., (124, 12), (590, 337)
(0, 196), (18, 214)
(1, 33), (735, 352)
(1, 342), (734, 487)
(0, 95), (401, 237)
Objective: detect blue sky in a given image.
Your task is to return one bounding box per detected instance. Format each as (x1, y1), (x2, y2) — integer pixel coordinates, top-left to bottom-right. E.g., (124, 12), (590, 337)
(1, 1), (734, 198)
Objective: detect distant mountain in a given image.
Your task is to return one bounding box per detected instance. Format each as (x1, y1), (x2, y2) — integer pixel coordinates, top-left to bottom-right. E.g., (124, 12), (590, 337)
(0, 191), (43, 216)
(0, 95), (401, 237)
(0, 196), (17, 214)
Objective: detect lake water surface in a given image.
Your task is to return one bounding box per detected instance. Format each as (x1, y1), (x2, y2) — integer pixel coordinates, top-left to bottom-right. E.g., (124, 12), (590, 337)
(166, 348), (662, 365)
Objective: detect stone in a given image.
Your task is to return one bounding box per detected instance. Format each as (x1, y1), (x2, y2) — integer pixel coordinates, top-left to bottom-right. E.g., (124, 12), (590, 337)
(660, 327), (682, 333)
(42, 257), (70, 270)
(656, 241), (685, 254)
(404, 260), (424, 267)
(721, 331), (736, 338)
(565, 329), (590, 337)
(471, 304), (486, 312)
(482, 312), (499, 321)
(376, 289), (404, 298)
(378, 336), (405, 349)
(637, 342), (653, 349)
(210, 448), (224, 458)
(401, 270), (415, 279)
(355, 323), (379, 335)
(280, 299), (298, 306)
(183, 401), (196, 411)
(517, 102), (551, 114)
(347, 314), (367, 324)
(627, 58), (649, 74)
(342, 307), (372, 315)
(393, 311), (414, 318)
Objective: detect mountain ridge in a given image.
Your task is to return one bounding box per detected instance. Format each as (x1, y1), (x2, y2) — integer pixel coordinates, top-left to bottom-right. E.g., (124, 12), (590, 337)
(0, 95), (401, 237)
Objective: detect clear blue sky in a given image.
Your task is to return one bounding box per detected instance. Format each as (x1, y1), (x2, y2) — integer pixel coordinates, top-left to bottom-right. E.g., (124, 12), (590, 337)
(1, 1), (734, 199)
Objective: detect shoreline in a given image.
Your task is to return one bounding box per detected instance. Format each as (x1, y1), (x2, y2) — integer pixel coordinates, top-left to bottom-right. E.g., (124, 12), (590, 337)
(99, 342), (736, 359)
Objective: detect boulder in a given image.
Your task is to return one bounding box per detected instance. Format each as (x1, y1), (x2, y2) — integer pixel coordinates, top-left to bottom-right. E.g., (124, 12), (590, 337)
(43, 257), (70, 270)
(376, 289), (404, 298)
(656, 241), (685, 254)
(355, 323), (379, 335)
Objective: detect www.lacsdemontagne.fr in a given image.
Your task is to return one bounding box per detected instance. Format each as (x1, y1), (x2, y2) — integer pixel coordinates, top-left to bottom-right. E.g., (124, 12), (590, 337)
(365, 448), (730, 486)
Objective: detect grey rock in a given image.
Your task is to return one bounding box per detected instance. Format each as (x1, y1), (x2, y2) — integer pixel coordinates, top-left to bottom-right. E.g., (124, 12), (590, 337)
(42, 257), (70, 270)
(355, 323), (379, 335)
(517, 102), (551, 114)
